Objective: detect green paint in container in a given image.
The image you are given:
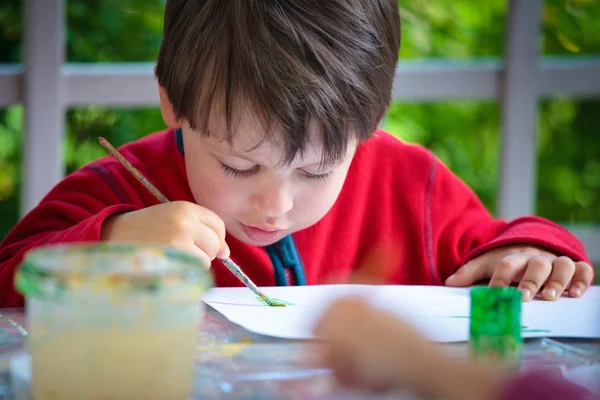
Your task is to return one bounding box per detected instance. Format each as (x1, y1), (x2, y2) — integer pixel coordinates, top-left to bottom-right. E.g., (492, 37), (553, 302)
(469, 287), (522, 369)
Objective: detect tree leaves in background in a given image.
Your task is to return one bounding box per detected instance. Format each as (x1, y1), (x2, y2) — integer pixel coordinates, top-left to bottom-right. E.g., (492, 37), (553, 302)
(0, 0), (599, 242)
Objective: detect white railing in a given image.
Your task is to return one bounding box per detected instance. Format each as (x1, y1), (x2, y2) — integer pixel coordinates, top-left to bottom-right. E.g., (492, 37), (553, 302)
(0, 0), (599, 261)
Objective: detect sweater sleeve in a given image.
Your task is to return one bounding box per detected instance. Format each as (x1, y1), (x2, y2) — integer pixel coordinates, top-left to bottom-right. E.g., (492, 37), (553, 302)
(0, 164), (141, 308)
(427, 155), (591, 283)
(498, 371), (598, 400)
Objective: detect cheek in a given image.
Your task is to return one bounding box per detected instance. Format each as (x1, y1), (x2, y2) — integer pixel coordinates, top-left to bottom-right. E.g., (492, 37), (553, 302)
(295, 173), (348, 219)
(185, 160), (242, 218)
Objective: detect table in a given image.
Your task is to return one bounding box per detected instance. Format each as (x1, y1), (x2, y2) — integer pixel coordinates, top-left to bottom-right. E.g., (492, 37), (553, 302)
(1, 306), (599, 399)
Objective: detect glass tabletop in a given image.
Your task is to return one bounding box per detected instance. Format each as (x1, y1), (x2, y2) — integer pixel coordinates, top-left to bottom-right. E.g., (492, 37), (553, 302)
(1, 306), (599, 399)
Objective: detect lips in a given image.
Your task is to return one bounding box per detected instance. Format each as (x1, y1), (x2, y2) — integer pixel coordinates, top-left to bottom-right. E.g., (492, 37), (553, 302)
(241, 224), (285, 244)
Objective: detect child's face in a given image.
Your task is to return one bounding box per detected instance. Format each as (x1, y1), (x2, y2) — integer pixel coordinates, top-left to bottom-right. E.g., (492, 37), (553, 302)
(181, 116), (356, 246)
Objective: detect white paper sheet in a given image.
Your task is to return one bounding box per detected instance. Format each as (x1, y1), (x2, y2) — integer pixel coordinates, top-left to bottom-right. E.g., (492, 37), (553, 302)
(202, 285), (600, 343)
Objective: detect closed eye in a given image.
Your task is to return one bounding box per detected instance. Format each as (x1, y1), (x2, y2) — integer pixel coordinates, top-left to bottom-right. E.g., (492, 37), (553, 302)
(219, 162), (258, 178)
(299, 170), (333, 181)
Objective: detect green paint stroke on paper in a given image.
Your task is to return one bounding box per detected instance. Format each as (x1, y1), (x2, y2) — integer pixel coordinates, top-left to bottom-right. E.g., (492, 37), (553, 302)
(433, 317), (552, 334)
(255, 296), (295, 306)
(520, 326), (552, 334)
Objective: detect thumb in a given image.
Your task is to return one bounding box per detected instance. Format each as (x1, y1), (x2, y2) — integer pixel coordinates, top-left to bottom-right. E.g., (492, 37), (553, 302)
(216, 241), (230, 259)
(445, 259), (490, 287)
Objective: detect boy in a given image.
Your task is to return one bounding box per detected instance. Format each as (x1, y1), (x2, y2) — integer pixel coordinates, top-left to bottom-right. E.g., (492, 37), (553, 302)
(0, 0), (594, 307)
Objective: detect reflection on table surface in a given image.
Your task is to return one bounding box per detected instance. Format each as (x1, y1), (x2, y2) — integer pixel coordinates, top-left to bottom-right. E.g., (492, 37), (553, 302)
(1, 306), (599, 399)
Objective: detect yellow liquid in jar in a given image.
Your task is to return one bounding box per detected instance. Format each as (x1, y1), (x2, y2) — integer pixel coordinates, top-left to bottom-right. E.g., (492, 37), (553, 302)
(27, 298), (200, 400)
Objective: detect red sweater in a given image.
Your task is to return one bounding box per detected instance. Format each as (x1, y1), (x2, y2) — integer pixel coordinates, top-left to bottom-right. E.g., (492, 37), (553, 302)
(0, 129), (590, 307)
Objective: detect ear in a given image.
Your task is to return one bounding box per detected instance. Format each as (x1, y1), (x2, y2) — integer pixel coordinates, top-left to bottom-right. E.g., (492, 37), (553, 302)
(158, 85), (183, 129)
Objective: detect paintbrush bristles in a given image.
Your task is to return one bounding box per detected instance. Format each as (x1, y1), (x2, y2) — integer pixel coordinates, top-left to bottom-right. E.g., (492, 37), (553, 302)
(98, 137), (169, 204)
(218, 257), (287, 307)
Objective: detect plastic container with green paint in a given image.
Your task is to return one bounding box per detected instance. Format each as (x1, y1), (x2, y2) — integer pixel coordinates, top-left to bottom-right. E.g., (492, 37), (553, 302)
(469, 286), (522, 369)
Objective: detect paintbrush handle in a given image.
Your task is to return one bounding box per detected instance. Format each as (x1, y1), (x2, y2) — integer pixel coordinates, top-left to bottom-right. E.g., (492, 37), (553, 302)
(99, 137), (170, 204)
(98, 137), (265, 297)
(218, 257), (271, 302)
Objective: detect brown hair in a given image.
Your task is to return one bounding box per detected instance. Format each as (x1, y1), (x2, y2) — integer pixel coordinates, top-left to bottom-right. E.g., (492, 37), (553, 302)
(156, 0), (400, 166)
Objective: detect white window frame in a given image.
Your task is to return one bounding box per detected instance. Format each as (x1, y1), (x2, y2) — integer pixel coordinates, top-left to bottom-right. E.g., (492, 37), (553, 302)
(0, 0), (599, 261)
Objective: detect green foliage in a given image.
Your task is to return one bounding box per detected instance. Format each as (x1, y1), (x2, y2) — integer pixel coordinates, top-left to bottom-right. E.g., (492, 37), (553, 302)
(399, 0), (506, 58)
(542, 0), (600, 55)
(67, 0), (164, 62)
(64, 107), (165, 174)
(0, 0), (599, 245)
(0, 0), (21, 62)
(536, 98), (600, 222)
(0, 107), (22, 201)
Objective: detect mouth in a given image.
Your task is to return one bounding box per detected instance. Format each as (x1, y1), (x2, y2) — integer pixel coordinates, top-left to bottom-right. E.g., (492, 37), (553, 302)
(241, 223), (285, 244)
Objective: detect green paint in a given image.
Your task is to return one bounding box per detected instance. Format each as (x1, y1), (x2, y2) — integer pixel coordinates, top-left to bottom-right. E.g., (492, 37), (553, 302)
(255, 296), (294, 306)
(432, 319), (552, 335)
(521, 326), (552, 334)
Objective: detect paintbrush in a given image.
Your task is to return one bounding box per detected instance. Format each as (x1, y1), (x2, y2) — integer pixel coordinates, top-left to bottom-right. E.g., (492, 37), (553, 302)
(98, 137), (287, 307)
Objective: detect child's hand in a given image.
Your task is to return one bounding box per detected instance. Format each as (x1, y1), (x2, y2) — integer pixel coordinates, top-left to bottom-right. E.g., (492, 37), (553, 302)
(101, 201), (229, 267)
(314, 297), (440, 394)
(314, 297), (503, 399)
(445, 245), (594, 301)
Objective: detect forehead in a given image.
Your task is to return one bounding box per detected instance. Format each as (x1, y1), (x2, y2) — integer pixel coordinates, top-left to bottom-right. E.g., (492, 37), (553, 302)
(204, 109), (335, 167)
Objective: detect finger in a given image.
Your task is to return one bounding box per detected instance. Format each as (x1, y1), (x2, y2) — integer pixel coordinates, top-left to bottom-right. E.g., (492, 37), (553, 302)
(195, 251), (212, 270)
(196, 210), (229, 257)
(540, 257), (576, 301)
(317, 318), (379, 391)
(568, 261), (594, 298)
(192, 223), (223, 261)
(328, 345), (360, 388)
(177, 242), (212, 269)
(445, 258), (493, 287)
(314, 299), (354, 336)
(164, 234), (212, 269)
(316, 298), (372, 333)
(217, 244), (231, 259)
(487, 253), (534, 287)
(513, 256), (553, 301)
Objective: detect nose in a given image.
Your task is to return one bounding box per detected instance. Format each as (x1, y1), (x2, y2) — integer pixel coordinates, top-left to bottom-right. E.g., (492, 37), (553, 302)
(250, 179), (294, 218)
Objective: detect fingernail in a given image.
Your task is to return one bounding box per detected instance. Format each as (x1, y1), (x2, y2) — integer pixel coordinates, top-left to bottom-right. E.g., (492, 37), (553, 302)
(446, 274), (456, 282)
(521, 288), (531, 301)
(219, 246), (231, 259)
(544, 288), (557, 300)
(571, 284), (585, 297)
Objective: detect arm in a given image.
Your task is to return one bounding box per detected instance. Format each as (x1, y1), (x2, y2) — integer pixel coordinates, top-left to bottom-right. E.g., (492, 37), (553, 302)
(423, 358), (596, 400)
(427, 156), (591, 282)
(0, 164), (142, 308)
(315, 297), (597, 400)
